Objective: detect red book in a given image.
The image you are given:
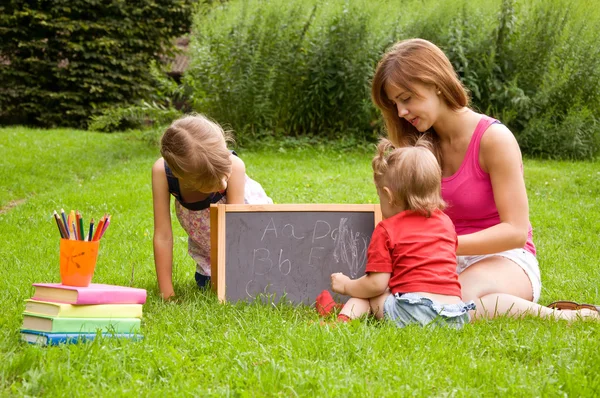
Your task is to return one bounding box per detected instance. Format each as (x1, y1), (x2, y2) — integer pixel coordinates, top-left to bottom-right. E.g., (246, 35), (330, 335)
(32, 283), (147, 305)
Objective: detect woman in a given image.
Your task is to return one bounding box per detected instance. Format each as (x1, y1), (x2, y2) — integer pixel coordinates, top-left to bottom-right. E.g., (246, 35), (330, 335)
(369, 38), (597, 320)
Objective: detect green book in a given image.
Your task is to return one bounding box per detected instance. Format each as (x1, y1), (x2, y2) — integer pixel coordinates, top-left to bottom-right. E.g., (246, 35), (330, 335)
(21, 313), (141, 333)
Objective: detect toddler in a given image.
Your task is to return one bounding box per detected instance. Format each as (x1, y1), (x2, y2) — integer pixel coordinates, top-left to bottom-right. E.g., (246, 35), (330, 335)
(318, 138), (475, 328)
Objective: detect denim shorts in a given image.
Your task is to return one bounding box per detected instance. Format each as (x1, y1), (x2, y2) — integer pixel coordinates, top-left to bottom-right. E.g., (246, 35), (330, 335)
(457, 248), (541, 303)
(383, 293), (475, 329)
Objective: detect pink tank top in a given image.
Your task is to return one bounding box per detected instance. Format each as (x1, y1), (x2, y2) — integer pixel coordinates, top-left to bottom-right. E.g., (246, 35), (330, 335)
(441, 115), (536, 256)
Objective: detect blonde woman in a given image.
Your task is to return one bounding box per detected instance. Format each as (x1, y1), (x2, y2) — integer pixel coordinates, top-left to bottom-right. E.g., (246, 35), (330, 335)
(152, 114), (272, 299)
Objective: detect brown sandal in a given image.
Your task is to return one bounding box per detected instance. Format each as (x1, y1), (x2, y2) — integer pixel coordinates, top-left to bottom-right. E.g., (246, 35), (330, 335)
(547, 301), (600, 311)
(578, 303), (600, 312)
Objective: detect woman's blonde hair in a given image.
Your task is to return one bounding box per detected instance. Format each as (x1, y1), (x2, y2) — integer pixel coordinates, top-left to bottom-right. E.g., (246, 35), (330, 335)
(160, 114), (234, 192)
(371, 38), (469, 152)
(372, 137), (445, 216)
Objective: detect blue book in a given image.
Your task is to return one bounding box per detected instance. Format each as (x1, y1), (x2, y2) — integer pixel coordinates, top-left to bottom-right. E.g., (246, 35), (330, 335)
(20, 329), (143, 346)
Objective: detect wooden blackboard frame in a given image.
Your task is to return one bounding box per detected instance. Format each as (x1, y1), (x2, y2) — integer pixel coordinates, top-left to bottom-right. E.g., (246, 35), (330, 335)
(210, 204), (382, 303)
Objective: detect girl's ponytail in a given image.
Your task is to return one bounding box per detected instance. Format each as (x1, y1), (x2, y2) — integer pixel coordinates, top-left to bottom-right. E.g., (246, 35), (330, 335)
(372, 135), (445, 216)
(372, 138), (395, 185)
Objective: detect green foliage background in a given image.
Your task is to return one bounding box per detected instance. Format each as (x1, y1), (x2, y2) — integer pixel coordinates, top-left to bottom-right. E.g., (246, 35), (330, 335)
(0, 0), (193, 129)
(1, 0), (599, 159)
(184, 0), (600, 159)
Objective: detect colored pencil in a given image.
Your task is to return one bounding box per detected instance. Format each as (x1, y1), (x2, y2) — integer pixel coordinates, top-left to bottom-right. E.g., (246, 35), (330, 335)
(99, 214), (111, 239)
(52, 211), (61, 238)
(53, 211), (66, 239)
(92, 216), (105, 241)
(88, 219), (94, 242)
(68, 211), (75, 239)
(60, 208), (69, 239)
(77, 211), (84, 241)
(72, 222), (78, 240)
(75, 211), (80, 240)
(57, 212), (68, 239)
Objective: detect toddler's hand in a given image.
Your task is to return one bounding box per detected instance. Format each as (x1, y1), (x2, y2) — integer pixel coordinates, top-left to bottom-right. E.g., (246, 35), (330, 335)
(331, 272), (350, 295)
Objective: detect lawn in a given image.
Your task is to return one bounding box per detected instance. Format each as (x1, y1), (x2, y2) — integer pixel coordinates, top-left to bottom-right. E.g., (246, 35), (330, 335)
(1, 127), (599, 396)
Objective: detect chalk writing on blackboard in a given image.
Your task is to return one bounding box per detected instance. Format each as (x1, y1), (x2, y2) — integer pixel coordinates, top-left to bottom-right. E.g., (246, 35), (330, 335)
(210, 204), (381, 304)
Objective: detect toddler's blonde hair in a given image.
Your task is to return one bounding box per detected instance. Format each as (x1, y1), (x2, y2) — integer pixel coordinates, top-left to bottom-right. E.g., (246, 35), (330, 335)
(372, 137), (445, 216)
(160, 114), (234, 192)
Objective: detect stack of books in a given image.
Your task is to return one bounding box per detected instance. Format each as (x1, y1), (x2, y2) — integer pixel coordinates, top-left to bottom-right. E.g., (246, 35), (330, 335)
(20, 283), (147, 346)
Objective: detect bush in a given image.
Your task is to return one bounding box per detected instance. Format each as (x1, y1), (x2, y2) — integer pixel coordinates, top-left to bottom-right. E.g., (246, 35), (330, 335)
(430, 0), (600, 159)
(185, 0), (387, 143)
(88, 61), (187, 132)
(0, 0), (193, 129)
(184, 0), (600, 158)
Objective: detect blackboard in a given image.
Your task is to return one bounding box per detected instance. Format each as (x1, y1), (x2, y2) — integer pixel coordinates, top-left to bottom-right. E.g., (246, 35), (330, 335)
(210, 204), (381, 304)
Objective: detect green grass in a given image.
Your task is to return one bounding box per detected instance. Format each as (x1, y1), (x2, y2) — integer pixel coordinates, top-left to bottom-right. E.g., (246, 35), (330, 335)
(1, 127), (599, 396)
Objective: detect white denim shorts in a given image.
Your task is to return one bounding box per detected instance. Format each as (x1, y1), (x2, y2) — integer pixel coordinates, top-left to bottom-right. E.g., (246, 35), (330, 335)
(457, 248), (542, 303)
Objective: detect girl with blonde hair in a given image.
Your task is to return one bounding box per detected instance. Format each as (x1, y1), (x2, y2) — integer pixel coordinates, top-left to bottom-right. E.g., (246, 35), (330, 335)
(152, 114), (272, 299)
(320, 138), (475, 328)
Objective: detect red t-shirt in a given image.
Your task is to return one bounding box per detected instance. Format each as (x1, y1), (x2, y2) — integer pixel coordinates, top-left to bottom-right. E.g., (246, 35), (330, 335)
(365, 209), (461, 296)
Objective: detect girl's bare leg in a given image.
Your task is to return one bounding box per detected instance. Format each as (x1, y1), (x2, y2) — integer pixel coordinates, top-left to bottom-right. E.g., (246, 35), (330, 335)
(339, 298), (371, 320)
(369, 291), (392, 320)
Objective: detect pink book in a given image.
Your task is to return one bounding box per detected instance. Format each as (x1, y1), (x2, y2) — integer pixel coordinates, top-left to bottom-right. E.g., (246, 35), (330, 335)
(32, 283), (147, 305)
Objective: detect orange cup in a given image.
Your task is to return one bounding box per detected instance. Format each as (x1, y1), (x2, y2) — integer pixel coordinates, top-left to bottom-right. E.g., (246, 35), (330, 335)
(59, 239), (100, 287)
